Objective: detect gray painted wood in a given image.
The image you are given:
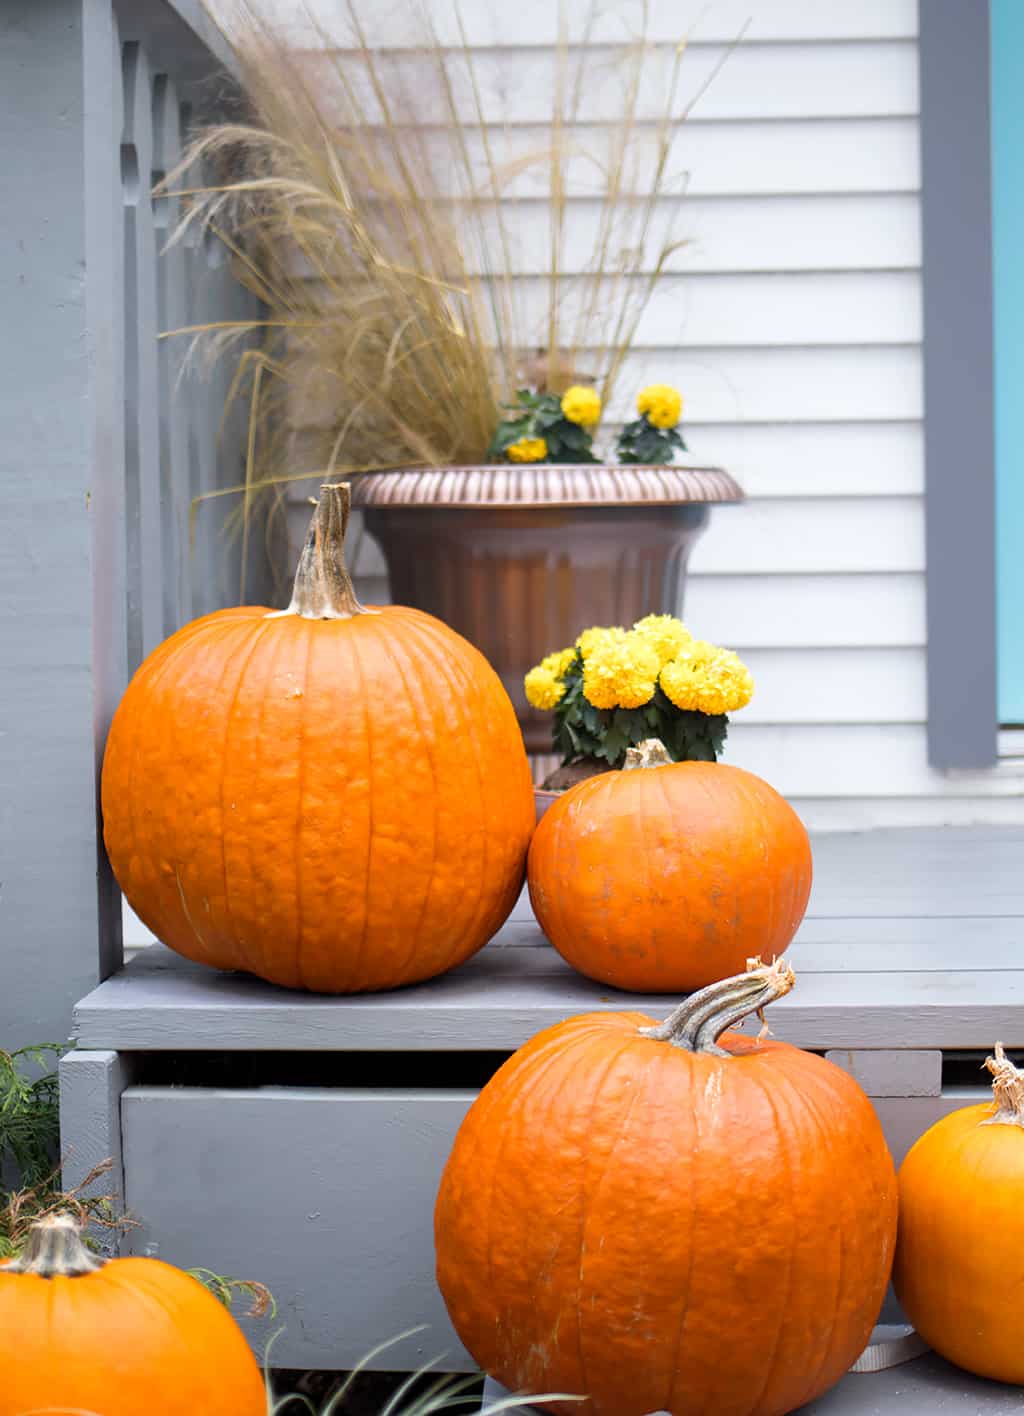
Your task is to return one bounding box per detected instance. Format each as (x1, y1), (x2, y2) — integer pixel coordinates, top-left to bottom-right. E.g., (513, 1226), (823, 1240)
(0, 0), (124, 1052)
(59, 1049), (135, 1255)
(120, 1087), (477, 1370)
(70, 828), (1024, 1052)
(123, 37), (166, 668)
(825, 1050), (942, 1098)
(0, 0), (266, 1051)
(919, 2), (999, 768)
(483, 1358), (1024, 1414)
(71, 937), (1024, 1053)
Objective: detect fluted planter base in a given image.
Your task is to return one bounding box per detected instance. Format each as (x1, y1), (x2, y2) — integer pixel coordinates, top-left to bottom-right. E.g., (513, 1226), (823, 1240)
(355, 465), (743, 753)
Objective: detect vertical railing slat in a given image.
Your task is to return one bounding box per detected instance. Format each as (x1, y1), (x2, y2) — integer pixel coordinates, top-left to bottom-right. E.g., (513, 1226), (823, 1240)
(121, 39), (165, 667)
(152, 72), (192, 631)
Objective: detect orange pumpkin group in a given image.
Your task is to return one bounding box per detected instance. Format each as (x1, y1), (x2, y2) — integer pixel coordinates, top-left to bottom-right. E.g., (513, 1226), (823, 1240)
(436, 960), (897, 1416)
(893, 1042), (1024, 1385)
(528, 741), (813, 991)
(0, 1215), (265, 1416)
(102, 484), (534, 992)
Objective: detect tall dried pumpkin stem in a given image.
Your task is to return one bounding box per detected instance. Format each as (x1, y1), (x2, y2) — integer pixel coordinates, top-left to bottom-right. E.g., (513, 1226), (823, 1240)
(981, 1042), (1024, 1128)
(2, 1214), (106, 1278)
(271, 482), (365, 620)
(639, 957), (796, 1057)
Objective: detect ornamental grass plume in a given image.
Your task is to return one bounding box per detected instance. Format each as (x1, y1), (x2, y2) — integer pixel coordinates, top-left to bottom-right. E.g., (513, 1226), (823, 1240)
(525, 615), (753, 768)
(163, 1), (736, 548)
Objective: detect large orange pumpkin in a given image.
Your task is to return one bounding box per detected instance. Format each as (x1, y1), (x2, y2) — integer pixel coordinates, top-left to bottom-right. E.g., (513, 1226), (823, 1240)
(0, 1215), (266, 1415)
(527, 739), (812, 991)
(893, 1042), (1024, 1384)
(436, 960), (896, 1416)
(102, 484), (534, 992)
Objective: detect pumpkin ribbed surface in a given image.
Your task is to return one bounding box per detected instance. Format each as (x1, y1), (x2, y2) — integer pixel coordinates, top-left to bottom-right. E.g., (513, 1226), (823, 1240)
(435, 1005), (896, 1416)
(0, 1253), (265, 1415)
(102, 601), (534, 992)
(527, 760), (812, 992)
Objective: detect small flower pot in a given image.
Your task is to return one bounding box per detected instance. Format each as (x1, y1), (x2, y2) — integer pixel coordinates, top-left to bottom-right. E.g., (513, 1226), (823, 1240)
(354, 463), (743, 752)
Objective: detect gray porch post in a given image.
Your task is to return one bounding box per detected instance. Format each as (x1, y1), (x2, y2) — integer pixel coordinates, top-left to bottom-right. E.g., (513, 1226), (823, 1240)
(0, 0), (126, 1050)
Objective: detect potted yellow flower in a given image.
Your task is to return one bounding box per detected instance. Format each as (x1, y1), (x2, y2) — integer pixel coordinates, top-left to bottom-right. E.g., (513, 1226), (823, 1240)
(526, 614), (754, 818)
(359, 382), (742, 751)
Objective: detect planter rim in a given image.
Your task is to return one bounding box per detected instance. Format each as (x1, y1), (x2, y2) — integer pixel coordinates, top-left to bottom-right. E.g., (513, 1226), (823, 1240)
(351, 463), (743, 510)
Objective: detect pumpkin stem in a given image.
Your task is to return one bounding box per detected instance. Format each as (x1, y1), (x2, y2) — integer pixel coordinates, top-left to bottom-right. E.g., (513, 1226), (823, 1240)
(981, 1042), (1024, 1128)
(269, 482), (366, 620)
(2, 1214), (106, 1278)
(638, 957), (796, 1057)
(622, 738), (674, 771)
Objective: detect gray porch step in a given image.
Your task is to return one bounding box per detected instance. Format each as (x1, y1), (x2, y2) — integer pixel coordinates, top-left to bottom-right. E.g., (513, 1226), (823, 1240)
(74, 827), (1024, 1054)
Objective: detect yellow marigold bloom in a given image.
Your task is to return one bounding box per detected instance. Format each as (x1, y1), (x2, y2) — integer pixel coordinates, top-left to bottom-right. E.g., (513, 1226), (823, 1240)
(637, 383), (683, 430)
(524, 666), (566, 711)
(582, 632), (660, 710)
(660, 644), (754, 716)
(538, 647), (577, 678)
(576, 625), (627, 659)
(560, 385), (602, 427)
(507, 436), (548, 463)
(632, 613), (692, 667)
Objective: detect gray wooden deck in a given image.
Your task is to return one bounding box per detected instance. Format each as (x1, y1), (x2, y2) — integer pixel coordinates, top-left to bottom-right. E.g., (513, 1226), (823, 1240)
(74, 826), (1024, 1053)
(63, 826), (1024, 1397)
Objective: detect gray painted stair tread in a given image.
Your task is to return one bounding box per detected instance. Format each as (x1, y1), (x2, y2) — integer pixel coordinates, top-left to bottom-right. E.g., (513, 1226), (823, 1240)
(75, 827), (1024, 1050)
(482, 1355), (1024, 1412)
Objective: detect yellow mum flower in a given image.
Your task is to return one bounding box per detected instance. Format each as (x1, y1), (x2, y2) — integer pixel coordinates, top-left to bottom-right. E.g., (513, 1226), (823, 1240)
(539, 647), (577, 678)
(507, 436), (548, 463)
(582, 632), (660, 710)
(633, 613), (692, 667)
(637, 383), (683, 430)
(660, 644), (754, 716)
(576, 625), (628, 659)
(560, 385), (602, 427)
(524, 666), (566, 711)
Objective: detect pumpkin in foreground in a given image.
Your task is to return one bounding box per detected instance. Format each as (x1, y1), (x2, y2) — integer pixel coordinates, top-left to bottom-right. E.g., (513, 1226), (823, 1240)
(102, 483), (534, 992)
(894, 1042), (1024, 1385)
(435, 960), (897, 1416)
(0, 1215), (265, 1416)
(528, 738), (813, 992)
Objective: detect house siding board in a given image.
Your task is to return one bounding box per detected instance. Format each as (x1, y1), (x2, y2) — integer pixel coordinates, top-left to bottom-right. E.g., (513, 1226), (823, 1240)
(277, 2), (1010, 822)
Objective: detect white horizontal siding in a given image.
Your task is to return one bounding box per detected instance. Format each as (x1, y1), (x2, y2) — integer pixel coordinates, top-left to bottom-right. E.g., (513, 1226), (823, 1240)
(276, 2), (1015, 823)
(508, 272), (921, 347)
(472, 194), (921, 274)
(306, 42), (918, 124)
(254, 0), (918, 47)
(685, 574), (925, 648)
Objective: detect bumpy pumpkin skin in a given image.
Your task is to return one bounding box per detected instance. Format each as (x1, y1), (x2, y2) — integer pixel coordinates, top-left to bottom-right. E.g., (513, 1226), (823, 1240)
(102, 603), (534, 991)
(0, 1254), (265, 1416)
(435, 1013), (896, 1416)
(894, 1100), (1024, 1384)
(528, 760), (812, 992)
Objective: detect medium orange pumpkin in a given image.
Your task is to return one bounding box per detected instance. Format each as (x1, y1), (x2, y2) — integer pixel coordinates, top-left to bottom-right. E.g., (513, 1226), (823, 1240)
(893, 1042), (1024, 1384)
(0, 1215), (265, 1416)
(435, 960), (896, 1416)
(102, 484), (534, 992)
(527, 738), (812, 991)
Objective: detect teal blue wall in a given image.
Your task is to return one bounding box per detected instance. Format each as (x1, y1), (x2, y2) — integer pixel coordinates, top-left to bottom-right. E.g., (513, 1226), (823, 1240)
(992, 0), (1024, 722)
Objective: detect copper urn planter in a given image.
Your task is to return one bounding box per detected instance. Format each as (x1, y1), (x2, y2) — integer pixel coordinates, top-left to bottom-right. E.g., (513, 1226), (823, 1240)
(354, 464), (743, 753)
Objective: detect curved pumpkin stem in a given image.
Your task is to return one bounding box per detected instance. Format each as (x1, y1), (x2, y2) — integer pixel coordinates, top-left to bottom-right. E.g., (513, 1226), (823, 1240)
(270, 482), (366, 620)
(638, 957), (795, 1057)
(2, 1214), (106, 1278)
(981, 1042), (1024, 1128)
